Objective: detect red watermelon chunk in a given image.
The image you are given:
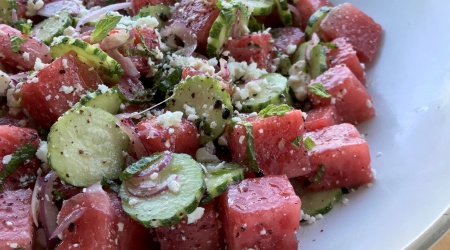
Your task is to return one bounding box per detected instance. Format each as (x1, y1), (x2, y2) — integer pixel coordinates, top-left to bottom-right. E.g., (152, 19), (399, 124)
(308, 65), (375, 124)
(170, 0), (219, 53)
(304, 123), (373, 190)
(305, 106), (342, 132)
(226, 110), (312, 178)
(137, 114), (200, 157)
(125, 27), (160, 75)
(0, 189), (35, 250)
(107, 191), (154, 250)
(57, 184), (118, 249)
(327, 37), (366, 85)
(0, 24), (51, 72)
(0, 125), (40, 191)
(219, 175), (301, 250)
(156, 201), (222, 250)
(223, 33), (273, 71)
(294, 0), (333, 29)
(270, 27), (305, 55)
(21, 52), (102, 129)
(319, 3), (382, 62)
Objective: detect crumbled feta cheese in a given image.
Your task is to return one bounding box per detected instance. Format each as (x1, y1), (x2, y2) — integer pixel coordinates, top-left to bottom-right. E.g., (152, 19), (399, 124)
(98, 84), (108, 94)
(34, 58), (48, 71)
(2, 154), (12, 165)
(62, 59), (68, 68)
(285, 44), (297, 55)
(0, 70), (10, 96)
(288, 60), (310, 101)
(22, 52), (30, 61)
(156, 111), (183, 128)
(187, 207), (205, 224)
(59, 85), (74, 94)
(168, 178), (181, 193)
(35, 141), (48, 163)
(117, 222), (124, 232)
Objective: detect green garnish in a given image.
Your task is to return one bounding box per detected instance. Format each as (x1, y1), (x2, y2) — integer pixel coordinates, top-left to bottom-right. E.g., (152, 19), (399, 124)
(0, 142), (37, 189)
(304, 137), (316, 150)
(308, 83), (331, 98)
(13, 18), (32, 35)
(311, 164), (325, 183)
(292, 136), (302, 148)
(320, 42), (337, 49)
(90, 15), (122, 43)
(120, 153), (162, 181)
(258, 104), (293, 118)
(241, 122), (259, 173)
(10, 36), (27, 53)
(101, 178), (121, 193)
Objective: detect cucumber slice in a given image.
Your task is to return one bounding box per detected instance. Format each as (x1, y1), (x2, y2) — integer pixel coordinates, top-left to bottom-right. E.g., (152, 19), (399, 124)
(300, 188), (343, 216)
(134, 4), (171, 29)
(50, 36), (124, 84)
(305, 6), (332, 40)
(274, 0), (292, 26)
(224, 0), (274, 16)
(0, 0), (16, 24)
(237, 73), (293, 113)
(308, 44), (327, 78)
(167, 75), (233, 145)
(120, 153), (205, 228)
(78, 86), (122, 114)
(32, 12), (73, 45)
(206, 7), (236, 57)
(291, 41), (309, 65)
(47, 106), (129, 187)
(201, 162), (244, 204)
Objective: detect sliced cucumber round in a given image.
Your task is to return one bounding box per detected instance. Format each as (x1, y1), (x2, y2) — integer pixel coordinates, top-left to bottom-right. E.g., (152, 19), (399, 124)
(237, 73), (293, 113)
(120, 153), (205, 228)
(50, 36), (124, 84)
(47, 106), (129, 187)
(300, 188), (343, 216)
(134, 4), (171, 29)
(226, 0), (274, 16)
(78, 86), (122, 115)
(308, 44), (327, 78)
(201, 162), (244, 204)
(32, 12), (73, 46)
(206, 7), (236, 57)
(305, 6), (332, 40)
(167, 75), (233, 145)
(274, 0), (292, 26)
(0, 0), (16, 25)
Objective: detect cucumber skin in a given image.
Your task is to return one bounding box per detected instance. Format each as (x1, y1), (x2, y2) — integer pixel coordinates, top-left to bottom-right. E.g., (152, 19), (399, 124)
(301, 188), (343, 216)
(305, 6), (332, 40)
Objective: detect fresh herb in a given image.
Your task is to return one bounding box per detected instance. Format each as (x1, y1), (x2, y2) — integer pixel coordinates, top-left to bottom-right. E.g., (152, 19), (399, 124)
(10, 36), (27, 53)
(258, 104), (293, 118)
(12, 18), (32, 35)
(101, 178), (121, 193)
(90, 15), (122, 43)
(320, 42), (337, 49)
(308, 83), (331, 98)
(304, 137), (316, 150)
(120, 153), (162, 181)
(0, 142), (37, 189)
(292, 136), (302, 148)
(52, 190), (66, 201)
(311, 164), (325, 183)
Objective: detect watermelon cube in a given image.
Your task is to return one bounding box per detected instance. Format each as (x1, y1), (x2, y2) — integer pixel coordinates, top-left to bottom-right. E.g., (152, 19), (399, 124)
(219, 175), (301, 250)
(155, 201), (222, 250)
(21, 52), (101, 129)
(320, 3), (382, 62)
(0, 189), (34, 250)
(327, 37), (366, 85)
(271, 27), (305, 55)
(226, 110), (312, 178)
(305, 106), (342, 132)
(304, 123), (373, 190)
(308, 65), (375, 124)
(57, 184), (118, 249)
(294, 0), (333, 29)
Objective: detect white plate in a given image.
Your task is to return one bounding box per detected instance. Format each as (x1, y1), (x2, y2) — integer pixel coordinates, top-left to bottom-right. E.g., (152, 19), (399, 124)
(298, 0), (450, 249)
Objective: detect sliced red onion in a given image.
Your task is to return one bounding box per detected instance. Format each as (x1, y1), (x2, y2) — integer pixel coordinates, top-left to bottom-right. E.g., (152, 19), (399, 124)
(37, 0), (80, 17)
(11, 9), (17, 23)
(305, 33), (320, 62)
(31, 171), (42, 227)
(288, 4), (301, 21)
(160, 21), (197, 56)
(125, 174), (178, 198)
(219, 58), (230, 80)
(136, 151), (172, 177)
(75, 2), (132, 31)
(116, 117), (149, 159)
(39, 171), (59, 250)
(100, 29), (133, 50)
(50, 207), (87, 240)
(106, 48), (140, 78)
(10, 72), (29, 81)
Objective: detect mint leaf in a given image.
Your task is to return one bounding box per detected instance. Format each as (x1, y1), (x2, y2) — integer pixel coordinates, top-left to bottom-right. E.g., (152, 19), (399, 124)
(241, 122), (259, 173)
(0, 142), (37, 189)
(304, 137), (316, 150)
(258, 104), (293, 118)
(308, 83), (331, 98)
(10, 36), (27, 53)
(90, 15), (122, 43)
(292, 136), (302, 148)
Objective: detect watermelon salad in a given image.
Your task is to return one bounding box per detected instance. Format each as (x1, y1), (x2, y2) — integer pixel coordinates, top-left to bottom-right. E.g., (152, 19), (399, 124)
(0, 0), (382, 249)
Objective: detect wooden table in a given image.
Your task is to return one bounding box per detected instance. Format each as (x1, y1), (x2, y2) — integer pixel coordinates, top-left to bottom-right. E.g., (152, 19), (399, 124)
(432, 230), (450, 249)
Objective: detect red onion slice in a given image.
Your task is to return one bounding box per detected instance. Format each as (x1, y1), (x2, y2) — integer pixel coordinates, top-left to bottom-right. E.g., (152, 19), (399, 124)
(219, 58), (230, 80)
(116, 117), (149, 159)
(288, 4), (301, 21)
(39, 171), (59, 249)
(75, 2), (132, 31)
(100, 29), (133, 50)
(160, 21), (197, 56)
(136, 151), (172, 177)
(31, 171), (42, 227)
(125, 174), (178, 198)
(11, 9), (17, 23)
(37, 0), (80, 17)
(50, 207), (87, 240)
(106, 48), (140, 78)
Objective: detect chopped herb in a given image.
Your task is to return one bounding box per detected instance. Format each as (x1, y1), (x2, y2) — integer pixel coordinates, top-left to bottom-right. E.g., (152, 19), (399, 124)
(0, 142), (37, 189)
(241, 122), (259, 173)
(292, 136), (302, 148)
(304, 137), (316, 150)
(10, 36), (27, 53)
(258, 104), (293, 118)
(101, 178), (121, 193)
(311, 164), (325, 183)
(90, 15), (122, 43)
(52, 190), (66, 201)
(308, 83), (331, 98)
(320, 42), (337, 49)
(12, 18), (32, 35)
